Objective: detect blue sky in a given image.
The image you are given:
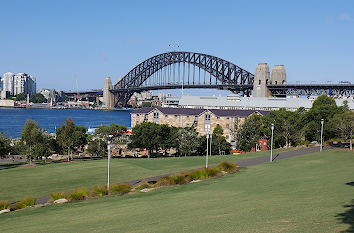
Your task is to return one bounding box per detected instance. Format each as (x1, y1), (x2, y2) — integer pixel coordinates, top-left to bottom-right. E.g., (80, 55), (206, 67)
(1, 0), (353, 95)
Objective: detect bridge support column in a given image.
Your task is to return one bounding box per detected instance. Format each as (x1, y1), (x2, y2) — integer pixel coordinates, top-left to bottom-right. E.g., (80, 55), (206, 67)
(253, 63), (272, 97)
(103, 77), (114, 109)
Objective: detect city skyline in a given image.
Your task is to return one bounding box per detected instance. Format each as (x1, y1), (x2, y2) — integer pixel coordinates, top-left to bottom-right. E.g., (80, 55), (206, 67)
(1, 0), (353, 95)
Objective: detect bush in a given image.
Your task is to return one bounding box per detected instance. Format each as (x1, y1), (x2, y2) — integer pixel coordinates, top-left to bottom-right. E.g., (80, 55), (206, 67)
(68, 188), (89, 201)
(14, 197), (36, 210)
(50, 191), (67, 202)
(204, 167), (221, 177)
(134, 180), (152, 190)
(110, 184), (132, 195)
(217, 161), (239, 173)
(91, 185), (108, 197)
(156, 176), (174, 186)
(190, 169), (204, 180)
(0, 200), (10, 210)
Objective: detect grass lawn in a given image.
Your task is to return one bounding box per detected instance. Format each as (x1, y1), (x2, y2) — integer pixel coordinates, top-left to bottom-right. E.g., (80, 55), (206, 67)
(0, 149), (353, 232)
(0, 149), (288, 201)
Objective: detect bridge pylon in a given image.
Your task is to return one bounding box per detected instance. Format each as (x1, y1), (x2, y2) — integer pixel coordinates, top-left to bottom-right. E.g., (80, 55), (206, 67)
(103, 77), (114, 108)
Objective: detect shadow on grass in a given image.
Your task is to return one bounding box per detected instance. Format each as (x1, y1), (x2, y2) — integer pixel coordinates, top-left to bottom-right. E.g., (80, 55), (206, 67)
(0, 162), (26, 170)
(336, 182), (354, 232)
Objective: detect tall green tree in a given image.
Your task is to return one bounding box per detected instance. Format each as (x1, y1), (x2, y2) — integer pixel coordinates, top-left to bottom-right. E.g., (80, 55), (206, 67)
(21, 119), (49, 164)
(0, 132), (11, 158)
(303, 95), (343, 141)
(237, 114), (266, 152)
(330, 111), (354, 150)
(87, 139), (107, 156)
(128, 122), (160, 157)
(56, 117), (87, 160)
(265, 108), (304, 148)
(176, 127), (199, 156)
(212, 124), (224, 155)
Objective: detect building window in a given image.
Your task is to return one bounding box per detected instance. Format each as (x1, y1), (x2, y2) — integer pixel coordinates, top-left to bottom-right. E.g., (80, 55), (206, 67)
(153, 112), (159, 123)
(259, 80), (261, 85)
(136, 121), (139, 125)
(275, 81), (278, 84)
(186, 123), (190, 127)
(144, 114), (148, 121)
(217, 117), (220, 119)
(165, 115), (168, 118)
(226, 124), (230, 129)
(204, 124), (211, 132)
(226, 135), (229, 139)
(205, 114), (211, 121)
(137, 114), (140, 116)
(174, 115), (178, 118)
(226, 117), (229, 120)
(187, 116), (189, 118)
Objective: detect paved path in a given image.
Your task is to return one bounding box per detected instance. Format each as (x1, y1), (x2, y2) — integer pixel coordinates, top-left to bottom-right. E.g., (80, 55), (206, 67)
(31, 146), (331, 206)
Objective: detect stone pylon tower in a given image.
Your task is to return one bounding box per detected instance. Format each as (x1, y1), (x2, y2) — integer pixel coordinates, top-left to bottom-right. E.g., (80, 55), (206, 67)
(271, 65), (286, 85)
(253, 63), (272, 97)
(103, 77), (114, 108)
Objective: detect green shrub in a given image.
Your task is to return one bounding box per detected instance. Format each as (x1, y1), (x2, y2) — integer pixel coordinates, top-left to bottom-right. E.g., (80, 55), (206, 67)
(91, 185), (108, 197)
(190, 169), (204, 180)
(110, 184), (132, 195)
(218, 161), (239, 173)
(14, 197), (36, 210)
(204, 167), (221, 177)
(134, 180), (152, 190)
(50, 191), (67, 202)
(0, 200), (10, 210)
(156, 176), (174, 186)
(68, 188), (89, 201)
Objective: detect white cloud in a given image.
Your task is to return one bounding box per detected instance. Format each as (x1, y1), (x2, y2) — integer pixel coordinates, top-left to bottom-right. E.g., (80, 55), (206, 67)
(338, 13), (352, 21)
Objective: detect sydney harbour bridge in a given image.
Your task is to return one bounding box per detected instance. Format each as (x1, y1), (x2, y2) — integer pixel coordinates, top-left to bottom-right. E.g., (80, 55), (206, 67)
(65, 51), (354, 108)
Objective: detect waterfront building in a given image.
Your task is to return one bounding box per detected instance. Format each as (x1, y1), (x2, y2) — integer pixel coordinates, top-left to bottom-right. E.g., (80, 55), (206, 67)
(2, 72), (15, 96)
(14, 73), (36, 96)
(131, 107), (268, 143)
(165, 94), (354, 111)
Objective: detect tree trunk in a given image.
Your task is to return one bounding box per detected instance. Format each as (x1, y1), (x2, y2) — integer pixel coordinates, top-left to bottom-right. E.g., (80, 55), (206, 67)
(350, 131), (352, 151)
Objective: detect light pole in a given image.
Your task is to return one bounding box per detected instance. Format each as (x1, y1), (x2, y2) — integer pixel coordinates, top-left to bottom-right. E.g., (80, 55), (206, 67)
(320, 119), (324, 152)
(270, 123), (274, 162)
(206, 134), (209, 168)
(210, 134), (212, 157)
(107, 133), (113, 194)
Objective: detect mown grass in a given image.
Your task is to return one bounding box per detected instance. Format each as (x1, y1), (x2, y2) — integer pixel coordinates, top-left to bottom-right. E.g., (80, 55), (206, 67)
(0, 149), (287, 201)
(0, 149), (353, 232)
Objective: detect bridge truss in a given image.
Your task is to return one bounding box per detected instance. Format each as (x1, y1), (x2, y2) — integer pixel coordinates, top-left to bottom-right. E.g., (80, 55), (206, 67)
(112, 51), (254, 107)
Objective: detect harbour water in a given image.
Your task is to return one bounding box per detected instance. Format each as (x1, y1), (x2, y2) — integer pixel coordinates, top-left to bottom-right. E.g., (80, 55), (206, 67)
(0, 108), (132, 138)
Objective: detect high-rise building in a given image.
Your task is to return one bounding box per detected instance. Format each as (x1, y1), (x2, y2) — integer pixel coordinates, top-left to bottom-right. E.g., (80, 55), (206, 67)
(2, 72), (15, 96)
(13, 73), (36, 96)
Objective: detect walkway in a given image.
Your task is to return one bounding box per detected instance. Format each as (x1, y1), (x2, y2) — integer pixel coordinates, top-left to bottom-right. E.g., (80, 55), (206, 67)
(34, 146), (331, 205)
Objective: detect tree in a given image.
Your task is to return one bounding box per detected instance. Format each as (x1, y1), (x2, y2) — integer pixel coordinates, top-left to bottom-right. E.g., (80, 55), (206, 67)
(93, 124), (127, 143)
(21, 119), (49, 164)
(230, 117), (240, 148)
(265, 108), (303, 148)
(176, 127), (199, 156)
(331, 111), (354, 150)
(30, 93), (46, 103)
(213, 124), (224, 155)
(0, 132), (11, 158)
(15, 93), (27, 101)
(237, 114), (266, 152)
(56, 117), (87, 160)
(87, 139), (107, 156)
(129, 122), (160, 157)
(303, 95), (343, 141)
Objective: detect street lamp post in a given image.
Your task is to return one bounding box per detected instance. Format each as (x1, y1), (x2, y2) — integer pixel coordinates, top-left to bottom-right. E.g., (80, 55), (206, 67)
(206, 134), (209, 168)
(320, 119), (324, 152)
(107, 134), (113, 194)
(210, 134), (212, 157)
(270, 123), (274, 162)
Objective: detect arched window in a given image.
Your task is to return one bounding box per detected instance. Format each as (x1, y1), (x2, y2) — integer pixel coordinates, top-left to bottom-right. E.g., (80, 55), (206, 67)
(258, 80), (261, 85)
(266, 79), (269, 84)
(275, 81), (278, 84)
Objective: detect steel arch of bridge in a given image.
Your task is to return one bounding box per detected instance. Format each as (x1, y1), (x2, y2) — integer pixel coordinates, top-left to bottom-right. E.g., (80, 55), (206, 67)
(112, 51), (254, 107)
